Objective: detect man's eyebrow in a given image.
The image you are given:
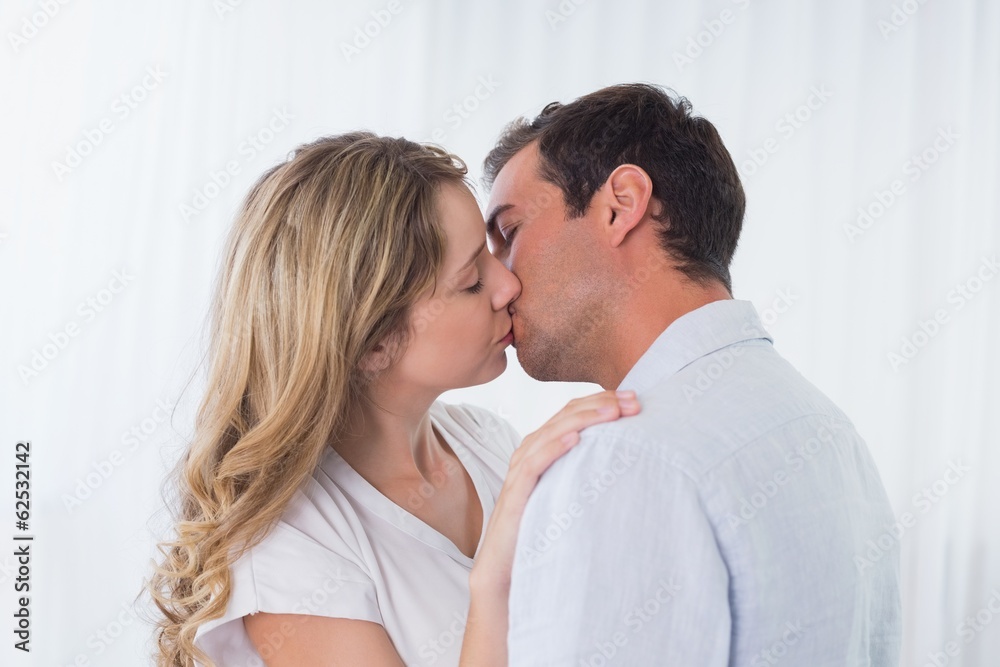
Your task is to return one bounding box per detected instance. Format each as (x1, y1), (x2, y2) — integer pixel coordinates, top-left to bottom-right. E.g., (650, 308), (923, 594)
(458, 239), (487, 273)
(485, 203), (514, 237)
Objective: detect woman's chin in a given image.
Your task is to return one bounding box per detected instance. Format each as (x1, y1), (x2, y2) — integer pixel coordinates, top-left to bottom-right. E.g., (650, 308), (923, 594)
(452, 354), (508, 390)
(481, 353), (509, 383)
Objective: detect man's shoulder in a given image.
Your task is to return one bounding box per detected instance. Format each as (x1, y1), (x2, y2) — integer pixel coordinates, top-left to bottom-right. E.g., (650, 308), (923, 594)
(670, 337), (848, 418)
(562, 349), (860, 482)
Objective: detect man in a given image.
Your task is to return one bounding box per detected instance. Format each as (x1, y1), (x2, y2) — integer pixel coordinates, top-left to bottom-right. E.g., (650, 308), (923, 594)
(482, 83), (901, 666)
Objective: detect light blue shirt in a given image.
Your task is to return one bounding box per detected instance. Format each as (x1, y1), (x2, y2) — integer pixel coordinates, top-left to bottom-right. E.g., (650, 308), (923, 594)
(507, 299), (901, 666)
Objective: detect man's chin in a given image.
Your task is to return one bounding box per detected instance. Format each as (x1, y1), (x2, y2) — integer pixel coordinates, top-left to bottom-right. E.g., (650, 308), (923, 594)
(514, 344), (560, 383)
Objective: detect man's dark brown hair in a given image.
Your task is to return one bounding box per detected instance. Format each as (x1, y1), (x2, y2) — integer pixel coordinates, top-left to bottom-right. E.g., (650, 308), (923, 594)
(483, 83), (745, 293)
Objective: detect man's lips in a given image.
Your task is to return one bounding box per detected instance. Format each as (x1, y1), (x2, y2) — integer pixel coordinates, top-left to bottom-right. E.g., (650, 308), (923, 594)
(499, 325), (514, 346)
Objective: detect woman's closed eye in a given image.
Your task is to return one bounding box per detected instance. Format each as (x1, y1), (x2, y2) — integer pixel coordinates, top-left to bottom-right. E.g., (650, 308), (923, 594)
(466, 279), (484, 294)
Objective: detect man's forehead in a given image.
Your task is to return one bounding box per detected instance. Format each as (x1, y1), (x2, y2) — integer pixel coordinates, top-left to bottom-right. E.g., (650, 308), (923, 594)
(502, 141), (541, 182)
(488, 142), (542, 206)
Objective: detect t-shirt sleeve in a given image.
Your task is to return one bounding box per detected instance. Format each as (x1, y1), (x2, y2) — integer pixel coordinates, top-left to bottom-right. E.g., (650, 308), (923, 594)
(456, 402), (523, 464)
(192, 519), (382, 665)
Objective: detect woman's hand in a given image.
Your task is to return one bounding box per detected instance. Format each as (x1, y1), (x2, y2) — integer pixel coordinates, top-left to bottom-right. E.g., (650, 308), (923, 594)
(470, 389), (641, 595)
(458, 390), (640, 666)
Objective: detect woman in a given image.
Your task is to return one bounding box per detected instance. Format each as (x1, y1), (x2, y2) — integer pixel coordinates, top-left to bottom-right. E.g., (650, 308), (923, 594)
(145, 133), (640, 666)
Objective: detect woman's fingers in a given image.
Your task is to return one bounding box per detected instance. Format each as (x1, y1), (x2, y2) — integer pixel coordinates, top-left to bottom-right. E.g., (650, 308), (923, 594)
(507, 390), (641, 482)
(554, 389), (640, 426)
(511, 391), (640, 462)
(470, 391), (642, 591)
(533, 397), (640, 445)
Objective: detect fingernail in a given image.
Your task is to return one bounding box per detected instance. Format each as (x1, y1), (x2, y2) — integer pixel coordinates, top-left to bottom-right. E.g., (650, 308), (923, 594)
(619, 399), (639, 410)
(616, 390), (635, 398)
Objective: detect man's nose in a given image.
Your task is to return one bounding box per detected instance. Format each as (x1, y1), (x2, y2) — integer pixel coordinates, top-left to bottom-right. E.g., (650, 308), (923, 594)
(489, 241), (509, 265)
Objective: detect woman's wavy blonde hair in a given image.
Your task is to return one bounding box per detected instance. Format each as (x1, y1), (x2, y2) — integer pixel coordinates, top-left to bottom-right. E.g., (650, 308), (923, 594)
(144, 132), (469, 666)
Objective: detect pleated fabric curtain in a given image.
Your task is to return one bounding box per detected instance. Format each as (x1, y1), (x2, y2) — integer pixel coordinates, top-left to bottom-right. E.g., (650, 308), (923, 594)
(2, 1), (997, 664)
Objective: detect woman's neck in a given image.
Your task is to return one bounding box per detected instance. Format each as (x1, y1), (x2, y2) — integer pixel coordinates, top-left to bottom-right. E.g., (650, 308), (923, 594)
(333, 383), (450, 487)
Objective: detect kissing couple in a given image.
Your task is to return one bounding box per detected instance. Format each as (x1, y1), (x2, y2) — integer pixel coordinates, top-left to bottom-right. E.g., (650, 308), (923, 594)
(147, 82), (902, 667)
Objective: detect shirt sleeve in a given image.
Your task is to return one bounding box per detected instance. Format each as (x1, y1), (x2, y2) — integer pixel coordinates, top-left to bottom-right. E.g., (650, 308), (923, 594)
(507, 425), (732, 666)
(193, 519), (383, 663)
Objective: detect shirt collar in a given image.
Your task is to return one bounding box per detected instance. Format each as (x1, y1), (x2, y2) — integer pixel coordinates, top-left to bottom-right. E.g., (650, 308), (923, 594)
(616, 299), (773, 395)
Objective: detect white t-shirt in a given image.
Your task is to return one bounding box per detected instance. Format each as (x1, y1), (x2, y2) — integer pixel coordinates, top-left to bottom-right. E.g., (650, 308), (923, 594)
(192, 400), (521, 667)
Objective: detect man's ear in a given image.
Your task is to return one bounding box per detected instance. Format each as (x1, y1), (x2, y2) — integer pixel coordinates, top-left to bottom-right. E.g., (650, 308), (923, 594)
(601, 164), (654, 248)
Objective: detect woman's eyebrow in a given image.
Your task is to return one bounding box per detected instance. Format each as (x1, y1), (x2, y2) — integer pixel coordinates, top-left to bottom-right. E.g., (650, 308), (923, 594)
(456, 239), (487, 274)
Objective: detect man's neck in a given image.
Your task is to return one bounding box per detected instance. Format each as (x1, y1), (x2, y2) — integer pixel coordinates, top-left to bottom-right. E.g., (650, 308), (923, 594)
(595, 279), (733, 390)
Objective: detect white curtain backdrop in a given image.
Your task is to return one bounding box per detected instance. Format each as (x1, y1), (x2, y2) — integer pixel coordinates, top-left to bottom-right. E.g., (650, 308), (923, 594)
(2, 1), (998, 665)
